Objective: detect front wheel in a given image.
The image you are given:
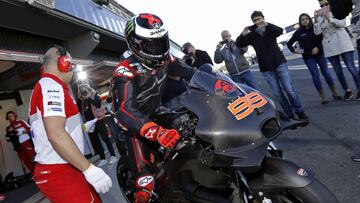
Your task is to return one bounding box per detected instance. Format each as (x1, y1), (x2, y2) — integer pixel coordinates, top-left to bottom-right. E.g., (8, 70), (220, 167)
(116, 158), (134, 203)
(262, 179), (339, 203)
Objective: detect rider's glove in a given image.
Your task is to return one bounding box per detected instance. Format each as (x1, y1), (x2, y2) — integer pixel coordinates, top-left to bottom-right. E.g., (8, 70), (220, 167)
(140, 122), (180, 149)
(134, 190), (151, 203)
(82, 164), (112, 194)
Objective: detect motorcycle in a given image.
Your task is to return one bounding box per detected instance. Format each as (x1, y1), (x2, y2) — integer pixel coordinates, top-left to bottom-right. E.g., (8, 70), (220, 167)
(116, 70), (339, 203)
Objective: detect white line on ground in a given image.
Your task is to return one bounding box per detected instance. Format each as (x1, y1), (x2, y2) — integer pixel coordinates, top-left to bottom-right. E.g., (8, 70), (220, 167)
(252, 60), (359, 71)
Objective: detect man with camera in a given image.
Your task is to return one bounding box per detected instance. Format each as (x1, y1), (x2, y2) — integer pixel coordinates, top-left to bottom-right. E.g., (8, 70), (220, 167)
(181, 42), (213, 71)
(236, 11), (308, 120)
(214, 30), (258, 89)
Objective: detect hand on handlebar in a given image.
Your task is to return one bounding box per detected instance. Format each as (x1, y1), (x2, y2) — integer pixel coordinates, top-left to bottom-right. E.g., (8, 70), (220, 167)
(156, 129), (180, 149)
(140, 122), (181, 149)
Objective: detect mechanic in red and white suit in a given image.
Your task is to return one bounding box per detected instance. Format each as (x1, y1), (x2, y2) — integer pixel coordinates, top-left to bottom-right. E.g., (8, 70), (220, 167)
(29, 45), (112, 203)
(5, 111), (35, 174)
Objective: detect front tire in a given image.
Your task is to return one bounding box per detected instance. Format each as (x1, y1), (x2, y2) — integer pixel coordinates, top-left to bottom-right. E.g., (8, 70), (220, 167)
(116, 158), (134, 203)
(263, 179), (339, 203)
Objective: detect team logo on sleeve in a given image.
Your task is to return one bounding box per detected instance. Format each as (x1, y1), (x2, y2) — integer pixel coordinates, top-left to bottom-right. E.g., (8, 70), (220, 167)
(115, 66), (134, 78)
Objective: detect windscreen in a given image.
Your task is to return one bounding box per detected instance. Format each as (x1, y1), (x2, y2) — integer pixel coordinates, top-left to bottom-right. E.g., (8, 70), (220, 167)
(189, 71), (246, 98)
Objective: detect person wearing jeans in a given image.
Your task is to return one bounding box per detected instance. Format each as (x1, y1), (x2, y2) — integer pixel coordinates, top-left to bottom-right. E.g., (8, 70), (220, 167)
(214, 30), (259, 90)
(287, 13), (341, 104)
(314, 0), (360, 100)
(263, 63), (305, 117)
(236, 11), (308, 119)
(326, 52), (360, 95)
(230, 71), (258, 90)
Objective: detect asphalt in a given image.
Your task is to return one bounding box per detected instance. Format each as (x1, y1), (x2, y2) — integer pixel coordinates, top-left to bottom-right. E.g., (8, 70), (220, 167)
(252, 57), (360, 203)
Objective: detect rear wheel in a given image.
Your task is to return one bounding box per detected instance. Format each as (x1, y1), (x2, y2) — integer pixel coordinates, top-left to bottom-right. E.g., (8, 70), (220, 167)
(259, 179), (339, 203)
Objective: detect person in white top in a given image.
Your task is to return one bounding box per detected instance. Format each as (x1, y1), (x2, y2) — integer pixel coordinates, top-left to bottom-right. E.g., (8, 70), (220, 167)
(29, 45), (112, 203)
(314, 0), (360, 100)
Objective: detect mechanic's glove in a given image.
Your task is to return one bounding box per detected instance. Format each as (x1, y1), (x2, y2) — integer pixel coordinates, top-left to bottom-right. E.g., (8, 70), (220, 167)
(82, 118), (98, 133)
(140, 122), (180, 149)
(82, 164), (112, 194)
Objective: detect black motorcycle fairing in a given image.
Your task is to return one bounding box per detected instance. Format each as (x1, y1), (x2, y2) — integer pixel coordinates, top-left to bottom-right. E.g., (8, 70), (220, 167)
(247, 157), (315, 191)
(179, 89), (277, 150)
(212, 141), (269, 172)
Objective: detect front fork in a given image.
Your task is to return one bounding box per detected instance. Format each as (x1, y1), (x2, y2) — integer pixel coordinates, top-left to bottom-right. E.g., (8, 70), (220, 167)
(267, 141), (283, 158)
(236, 170), (274, 203)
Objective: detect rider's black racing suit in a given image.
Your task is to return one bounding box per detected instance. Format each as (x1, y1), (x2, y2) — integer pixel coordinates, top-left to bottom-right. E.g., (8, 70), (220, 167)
(112, 51), (195, 197)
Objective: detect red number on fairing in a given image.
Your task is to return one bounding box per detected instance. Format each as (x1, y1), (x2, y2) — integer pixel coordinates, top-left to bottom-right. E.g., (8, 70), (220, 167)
(227, 92), (267, 120)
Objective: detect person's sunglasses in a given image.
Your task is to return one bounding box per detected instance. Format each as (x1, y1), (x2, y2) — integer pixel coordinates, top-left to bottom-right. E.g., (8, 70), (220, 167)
(320, 3), (329, 7)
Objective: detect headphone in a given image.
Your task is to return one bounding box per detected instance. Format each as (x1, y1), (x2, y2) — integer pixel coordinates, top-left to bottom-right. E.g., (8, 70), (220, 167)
(53, 45), (73, 73)
(5, 111), (17, 121)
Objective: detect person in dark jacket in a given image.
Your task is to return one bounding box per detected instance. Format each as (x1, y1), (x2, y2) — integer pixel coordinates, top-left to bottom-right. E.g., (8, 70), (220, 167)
(214, 30), (259, 90)
(287, 13), (341, 104)
(181, 42), (213, 70)
(236, 11), (308, 120)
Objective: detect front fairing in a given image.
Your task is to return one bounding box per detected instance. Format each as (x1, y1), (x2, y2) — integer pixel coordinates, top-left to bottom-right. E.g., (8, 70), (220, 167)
(179, 71), (280, 150)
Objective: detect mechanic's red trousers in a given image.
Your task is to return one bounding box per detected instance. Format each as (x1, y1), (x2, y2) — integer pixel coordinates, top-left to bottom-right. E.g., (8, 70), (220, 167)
(34, 163), (102, 203)
(17, 140), (35, 174)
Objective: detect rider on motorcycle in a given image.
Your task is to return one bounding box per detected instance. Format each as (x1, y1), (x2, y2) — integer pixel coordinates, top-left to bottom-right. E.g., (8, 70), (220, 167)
(112, 13), (195, 203)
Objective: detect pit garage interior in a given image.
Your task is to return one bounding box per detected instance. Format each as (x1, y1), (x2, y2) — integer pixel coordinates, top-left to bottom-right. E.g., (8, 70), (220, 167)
(0, 0), (183, 180)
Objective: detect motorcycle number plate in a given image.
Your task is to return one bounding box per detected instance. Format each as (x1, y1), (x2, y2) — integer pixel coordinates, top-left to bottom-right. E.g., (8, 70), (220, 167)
(227, 92), (267, 120)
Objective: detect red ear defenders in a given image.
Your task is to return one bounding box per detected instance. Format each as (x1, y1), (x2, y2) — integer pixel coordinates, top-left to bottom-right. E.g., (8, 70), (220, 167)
(53, 45), (74, 73)
(5, 111), (17, 121)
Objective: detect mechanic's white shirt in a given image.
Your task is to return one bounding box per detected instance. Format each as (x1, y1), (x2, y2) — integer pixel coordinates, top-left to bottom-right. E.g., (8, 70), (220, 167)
(29, 73), (84, 164)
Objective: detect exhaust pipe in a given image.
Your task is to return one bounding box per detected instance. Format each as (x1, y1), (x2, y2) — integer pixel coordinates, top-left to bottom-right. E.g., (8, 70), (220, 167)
(180, 171), (231, 203)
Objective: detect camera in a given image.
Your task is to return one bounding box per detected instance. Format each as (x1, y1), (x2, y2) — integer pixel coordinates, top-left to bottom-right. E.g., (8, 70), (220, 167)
(220, 39), (229, 45)
(183, 54), (195, 67)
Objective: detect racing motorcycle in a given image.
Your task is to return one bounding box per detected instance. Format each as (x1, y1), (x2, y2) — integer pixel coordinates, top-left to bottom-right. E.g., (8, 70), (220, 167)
(116, 70), (339, 203)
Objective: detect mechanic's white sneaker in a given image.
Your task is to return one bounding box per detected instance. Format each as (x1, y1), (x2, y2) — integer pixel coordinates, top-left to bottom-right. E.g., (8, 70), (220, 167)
(97, 159), (108, 167)
(108, 156), (118, 165)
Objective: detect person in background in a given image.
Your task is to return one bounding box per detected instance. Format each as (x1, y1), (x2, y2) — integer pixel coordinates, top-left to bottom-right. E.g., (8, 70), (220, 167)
(314, 0), (360, 100)
(328, 0), (360, 161)
(181, 42), (214, 72)
(328, 0), (356, 20)
(78, 83), (118, 166)
(236, 11), (308, 120)
(214, 30), (259, 90)
(29, 45), (112, 202)
(5, 111), (35, 174)
(287, 13), (341, 104)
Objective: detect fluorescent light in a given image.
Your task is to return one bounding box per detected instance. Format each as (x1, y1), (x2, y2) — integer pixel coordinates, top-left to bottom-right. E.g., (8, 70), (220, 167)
(78, 71), (87, 80)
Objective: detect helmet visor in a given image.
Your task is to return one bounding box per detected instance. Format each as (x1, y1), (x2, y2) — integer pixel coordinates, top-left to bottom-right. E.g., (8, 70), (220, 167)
(138, 34), (169, 57)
